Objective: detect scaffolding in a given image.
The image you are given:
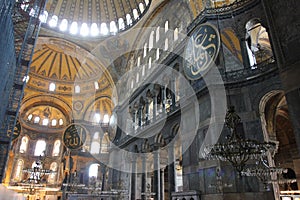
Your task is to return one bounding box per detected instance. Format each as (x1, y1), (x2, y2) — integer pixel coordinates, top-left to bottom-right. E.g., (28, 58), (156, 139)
(0, 0), (47, 182)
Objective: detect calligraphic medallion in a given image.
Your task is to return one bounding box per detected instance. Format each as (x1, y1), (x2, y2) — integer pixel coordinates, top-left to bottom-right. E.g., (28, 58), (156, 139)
(63, 124), (87, 150)
(12, 120), (21, 141)
(184, 23), (220, 80)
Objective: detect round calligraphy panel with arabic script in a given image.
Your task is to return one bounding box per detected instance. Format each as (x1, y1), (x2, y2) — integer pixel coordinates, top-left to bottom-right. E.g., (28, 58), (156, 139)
(63, 124), (87, 150)
(183, 23), (220, 80)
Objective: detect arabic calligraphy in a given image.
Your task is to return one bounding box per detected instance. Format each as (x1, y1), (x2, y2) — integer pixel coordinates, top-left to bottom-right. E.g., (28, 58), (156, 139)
(184, 23), (220, 80)
(63, 124), (87, 150)
(12, 120), (21, 141)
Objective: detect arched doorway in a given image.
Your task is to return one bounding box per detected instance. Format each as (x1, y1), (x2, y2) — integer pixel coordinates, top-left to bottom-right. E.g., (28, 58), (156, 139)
(259, 91), (299, 198)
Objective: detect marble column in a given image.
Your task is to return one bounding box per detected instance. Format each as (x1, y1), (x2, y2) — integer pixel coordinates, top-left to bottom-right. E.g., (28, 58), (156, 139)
(160, 169), (165, 200)
(153, 150), (161, 200)
(141, 155), (147, 200)
(131, 156), (137, 200)
(170, 78), (176, 110)
(145, 100), (150, 125)
(131, 109), (137, 131)
(168, 145), (176, 198)
(101, 165), (106, 191)
(138, 105), (143, 127)
(153, 95), (157, 121)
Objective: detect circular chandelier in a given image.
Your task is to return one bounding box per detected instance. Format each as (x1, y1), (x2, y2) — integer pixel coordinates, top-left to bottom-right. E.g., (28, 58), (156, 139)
(241, 157), (287, 188)
(204, 106), (276, 173)
(22, 153), (54, 185)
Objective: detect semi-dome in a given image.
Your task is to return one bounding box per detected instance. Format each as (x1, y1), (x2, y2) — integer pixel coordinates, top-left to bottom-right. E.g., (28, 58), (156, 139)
(26, 37), (113, 95)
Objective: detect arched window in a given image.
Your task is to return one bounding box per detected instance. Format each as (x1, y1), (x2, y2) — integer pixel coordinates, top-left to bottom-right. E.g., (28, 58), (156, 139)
(34, 116), (40, 123)
(27, 114), (33, 121)
(59, 118), (64, 126)
(94, 113), (101, 123)
(23, 75), (30, 83)
(39, 10), (48, 23)
(149, 31), (154, 50)
(80, 23), (89, 36)
(137, 56), (141, 67)
(131, 79), (134, 89)
(51, 119), (57, 126)
(34, 140), (46, 156)
(48, 162), (58, 183)
(20, 136), (29, 153)
(52, 140), (61, 156)
(156, 26), (160, 42)
(245, 19), (274, 68)
(100, 23), (109, 35)
(145, 0), (149, 6)
(118, 18), (125, 30)
(14, 160), (24, 181)
(91, 23), (99, 36)
(136, 72), (140, 83)
(75, 85), (80, 93)
(165, 21), (169, 32)
(142, 65), (145, 76)
(133, 9), (139, 20)
(156, 48), (160, 60)
(20, 0), (30, 11)
(148, 57), (152, 69)
(103, 114), (110, 124)
(42, 118), (49, 126)
(49, 82), (56, 91)
(144, 43), (147, 57)
(101, 133), (110, 153)
(139, 3), (145, 13)
(174, 28), (179, 41)
(59, 19), (68, 32)
(94, 81), (99, 90)
(126, 14), (132, 26)
(110, 21), (118, 33)
(48, 15), (58, 27)
(90, 132), (100, 154)
(70, 21), (78, 35)
(165, 38), (169, 50)
(89, 163), (99, 178)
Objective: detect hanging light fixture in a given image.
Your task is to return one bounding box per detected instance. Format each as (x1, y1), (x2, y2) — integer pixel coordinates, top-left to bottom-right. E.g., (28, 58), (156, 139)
(241, 157), (287, 189)
(22, 154), (54, 184)
(20, 153), (55, 196)
(204, 106), (276, 173)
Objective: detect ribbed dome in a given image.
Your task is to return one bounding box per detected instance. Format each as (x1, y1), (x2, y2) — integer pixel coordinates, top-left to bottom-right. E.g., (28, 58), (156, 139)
(26, 37), (113, 95)
(31, 43), (99, 82)
(43, 0), (152, 36)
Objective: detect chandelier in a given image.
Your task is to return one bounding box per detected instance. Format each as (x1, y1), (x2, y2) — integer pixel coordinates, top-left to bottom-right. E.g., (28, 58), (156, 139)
(204, 106), (276, 173)
(241, 157), (287, 189)
(21, 153), (55, 196)
(23, 161), (52, 184)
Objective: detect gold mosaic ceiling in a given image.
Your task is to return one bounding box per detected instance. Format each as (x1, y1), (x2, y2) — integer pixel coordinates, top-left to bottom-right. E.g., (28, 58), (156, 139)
(31, 43), (100, 82)
(26, 37), (114, 95)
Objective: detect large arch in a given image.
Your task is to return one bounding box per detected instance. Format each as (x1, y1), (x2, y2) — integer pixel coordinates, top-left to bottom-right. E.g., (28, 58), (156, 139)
(259, 90), (299, 198)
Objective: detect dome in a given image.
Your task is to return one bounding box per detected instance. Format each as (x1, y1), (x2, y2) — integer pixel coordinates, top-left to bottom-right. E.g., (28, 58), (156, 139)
(26, 37), (114, 95)
(43, 0), (152, 37)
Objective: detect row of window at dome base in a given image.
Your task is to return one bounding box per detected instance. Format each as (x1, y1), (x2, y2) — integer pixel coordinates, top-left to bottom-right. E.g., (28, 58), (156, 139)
(27, 113), (64, 127)
(20, 0), (150, 37)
